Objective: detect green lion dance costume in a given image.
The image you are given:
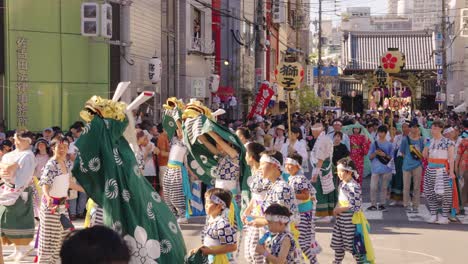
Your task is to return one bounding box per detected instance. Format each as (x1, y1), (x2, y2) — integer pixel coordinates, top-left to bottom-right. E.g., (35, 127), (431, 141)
(72, 94), (186, 263)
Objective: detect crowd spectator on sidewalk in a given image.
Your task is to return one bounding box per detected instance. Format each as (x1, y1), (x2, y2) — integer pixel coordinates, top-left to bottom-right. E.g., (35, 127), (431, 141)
(400, 121), (425, 213)
(456, 119), (468, 212)
(368, 125), (393, 211)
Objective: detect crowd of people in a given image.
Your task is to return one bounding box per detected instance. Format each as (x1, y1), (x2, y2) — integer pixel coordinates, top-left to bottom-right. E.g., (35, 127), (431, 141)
(0, 106), (465, 264)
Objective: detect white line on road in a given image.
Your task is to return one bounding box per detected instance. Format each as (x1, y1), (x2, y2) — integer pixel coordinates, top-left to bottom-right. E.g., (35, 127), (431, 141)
(362, 203), (383, 220)
(373, 246), (444, 264)
(407, 204), (431, 222)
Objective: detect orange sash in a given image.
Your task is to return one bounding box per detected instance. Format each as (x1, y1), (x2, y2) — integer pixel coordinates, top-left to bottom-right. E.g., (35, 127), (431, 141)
(427, 158), (449, 171)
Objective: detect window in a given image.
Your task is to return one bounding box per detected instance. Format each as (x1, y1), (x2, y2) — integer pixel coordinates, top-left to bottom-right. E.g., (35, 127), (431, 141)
(191, 6), (202, 39)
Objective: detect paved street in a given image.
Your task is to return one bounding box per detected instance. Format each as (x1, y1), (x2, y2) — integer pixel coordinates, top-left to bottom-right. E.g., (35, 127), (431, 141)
(4, 177), (468, 263)
(182, 177), (468, 263)
(181, 208), (468, 264)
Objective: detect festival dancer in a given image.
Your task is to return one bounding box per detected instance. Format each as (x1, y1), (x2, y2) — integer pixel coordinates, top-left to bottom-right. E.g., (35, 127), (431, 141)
(0, 130), (36, 262)
(331, 158), (374, 264)
(72, 93), (187, 263)
(310, 122), (336, 222)
(247, 150), (303, 262)
(242, 142), (269, 263)
(37, 135), (85, 263)
(163, 126), (191, 224)
(255, 204), (298, 264)
(286, 153), (321, 264)
(423, 121), (456, 224)
(190, 188), (237, 264)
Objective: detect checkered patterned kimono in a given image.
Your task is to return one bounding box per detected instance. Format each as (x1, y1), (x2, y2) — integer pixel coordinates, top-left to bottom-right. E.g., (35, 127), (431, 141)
(331, 180), (364, 264)
(288, 174), (321, 263)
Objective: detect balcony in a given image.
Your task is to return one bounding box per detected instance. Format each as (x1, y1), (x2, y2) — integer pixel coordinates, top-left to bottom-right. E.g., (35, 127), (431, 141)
(189, 37), (215, 55)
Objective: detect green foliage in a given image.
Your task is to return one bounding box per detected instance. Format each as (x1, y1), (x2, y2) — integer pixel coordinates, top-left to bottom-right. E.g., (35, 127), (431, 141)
(296, 86), (322, 112)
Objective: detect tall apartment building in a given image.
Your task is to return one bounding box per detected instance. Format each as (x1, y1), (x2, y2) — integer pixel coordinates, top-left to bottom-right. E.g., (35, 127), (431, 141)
(388, 0), (398, 15)
(412, 0), (442, 30)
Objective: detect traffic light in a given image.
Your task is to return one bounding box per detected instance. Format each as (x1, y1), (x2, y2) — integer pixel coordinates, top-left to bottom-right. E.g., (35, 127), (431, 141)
(101, 3), (112, 39)
(81, 3), (99, 37)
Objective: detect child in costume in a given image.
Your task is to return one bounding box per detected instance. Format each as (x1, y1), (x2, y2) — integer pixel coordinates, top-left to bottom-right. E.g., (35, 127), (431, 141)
(163, 127), (191, 224)
(191, 188), (237, 264)
(286, 153), (321, 264)
(242, 143), (270, 263)
(331, 158), (374, 264)
(255, 203), (299, 264)
(198, 131), (242, 228)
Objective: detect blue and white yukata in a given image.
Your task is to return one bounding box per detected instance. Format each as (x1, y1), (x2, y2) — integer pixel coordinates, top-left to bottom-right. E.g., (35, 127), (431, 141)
(288, 173), (321, 263)
(202, 215), (237, 263)
(330, 179), (364, 264)
(267, 231), (298, 264)
(244, 170), (271, 263)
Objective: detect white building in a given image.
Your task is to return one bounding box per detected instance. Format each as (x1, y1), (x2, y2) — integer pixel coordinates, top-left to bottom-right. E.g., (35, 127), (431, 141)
(397, 0), (413, 16)
(388, 0), (398, 15)
(447, 0), (468, 110)
(412, 0), (442, 30)
(120, 0), (162, 122)
(179, 0), (214, 104)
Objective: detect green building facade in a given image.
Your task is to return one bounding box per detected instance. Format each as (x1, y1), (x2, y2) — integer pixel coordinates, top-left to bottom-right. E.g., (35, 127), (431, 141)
(4, 0), (109, 131)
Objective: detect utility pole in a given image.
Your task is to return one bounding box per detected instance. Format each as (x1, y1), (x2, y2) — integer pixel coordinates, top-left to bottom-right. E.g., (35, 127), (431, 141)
(317, 0), (322, 98)
(255, 0), (265, 91)
(441, 0), (448, 109)
(296, 0), (301, 50)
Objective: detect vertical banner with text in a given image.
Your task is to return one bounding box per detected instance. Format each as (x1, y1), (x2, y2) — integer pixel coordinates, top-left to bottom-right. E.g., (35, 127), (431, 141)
(247, 81), (275, 119)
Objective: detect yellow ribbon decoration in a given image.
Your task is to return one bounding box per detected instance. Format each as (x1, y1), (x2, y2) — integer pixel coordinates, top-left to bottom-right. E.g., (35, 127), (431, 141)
(352, 211), (375, 264)
(209, 246), (230, 264)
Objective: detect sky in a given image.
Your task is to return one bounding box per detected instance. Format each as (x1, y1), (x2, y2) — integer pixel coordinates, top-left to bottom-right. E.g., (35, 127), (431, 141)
(309, 0), (388, 25)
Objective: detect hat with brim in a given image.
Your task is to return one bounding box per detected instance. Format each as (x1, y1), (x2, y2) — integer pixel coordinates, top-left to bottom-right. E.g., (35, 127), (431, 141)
(276, 125), (286, 131)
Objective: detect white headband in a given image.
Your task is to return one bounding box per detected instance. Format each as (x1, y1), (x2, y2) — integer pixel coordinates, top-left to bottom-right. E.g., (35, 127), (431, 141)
(443, 127), (454, 134)
(210, 195), (227, 209)
(285, 158), (300, 167)
(265, 214), (290, 223)
(311, 125), (323, 131)
(260, 155), (282, 170)
(15, 134), (32, 144)
(337, 164), (359, 179)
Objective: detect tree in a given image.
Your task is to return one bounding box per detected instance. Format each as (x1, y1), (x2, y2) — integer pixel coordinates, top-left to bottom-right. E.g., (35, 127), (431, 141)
(296, 86), (322, 112)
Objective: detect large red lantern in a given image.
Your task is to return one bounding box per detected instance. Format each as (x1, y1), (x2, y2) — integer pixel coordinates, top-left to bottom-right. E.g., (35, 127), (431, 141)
(381, 48), (405, 74)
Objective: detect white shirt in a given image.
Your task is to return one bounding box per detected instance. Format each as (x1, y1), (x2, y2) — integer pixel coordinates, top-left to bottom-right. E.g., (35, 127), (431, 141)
(281, 139), (308, 165)
(310, 132), (333, 165)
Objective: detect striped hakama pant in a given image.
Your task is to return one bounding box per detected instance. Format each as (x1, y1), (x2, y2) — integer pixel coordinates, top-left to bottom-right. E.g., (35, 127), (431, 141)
(298, 211), (320, 264)
(162, 166), (186, 218)
(244, 225), (266, 264)
(37, 203), (71, 264)
(424, 168), (452, 217)
(330, 211), (363, 263)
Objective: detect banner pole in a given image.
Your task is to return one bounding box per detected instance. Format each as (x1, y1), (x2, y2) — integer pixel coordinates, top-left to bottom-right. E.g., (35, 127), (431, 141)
(287, 90), (292, 139)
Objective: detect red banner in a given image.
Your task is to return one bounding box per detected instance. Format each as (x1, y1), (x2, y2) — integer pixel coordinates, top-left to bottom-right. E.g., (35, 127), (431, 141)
(247, 82), (275, 120)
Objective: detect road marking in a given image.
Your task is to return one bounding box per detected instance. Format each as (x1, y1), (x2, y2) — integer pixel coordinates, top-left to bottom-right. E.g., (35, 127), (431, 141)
(407, 205), (431, 222)
(362, 203), (383, 220)
(373, 246), (443, 264)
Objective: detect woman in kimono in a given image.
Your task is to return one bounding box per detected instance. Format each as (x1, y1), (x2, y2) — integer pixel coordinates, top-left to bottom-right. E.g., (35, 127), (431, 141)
(349, 127), (370, 186)
(37, 135), (85, 264)
(0, 130), (36, 262)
